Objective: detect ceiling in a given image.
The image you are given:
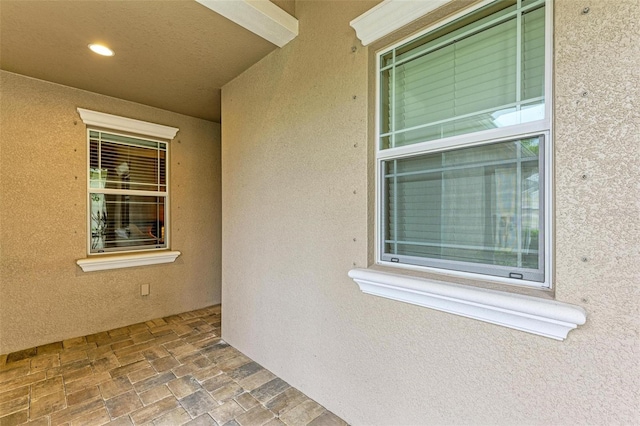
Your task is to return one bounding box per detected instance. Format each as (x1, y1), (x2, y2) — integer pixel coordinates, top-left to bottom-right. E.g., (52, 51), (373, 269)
(0, 0), (296, 122)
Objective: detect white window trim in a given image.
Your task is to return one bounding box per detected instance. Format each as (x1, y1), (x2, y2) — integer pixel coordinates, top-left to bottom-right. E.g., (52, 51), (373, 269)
(77, 250), (181, 272)
(348, 268), (586, 340)
(77, 108), (179, 140)
(76, 108), (180, 271)
(350, 0), (457, 46)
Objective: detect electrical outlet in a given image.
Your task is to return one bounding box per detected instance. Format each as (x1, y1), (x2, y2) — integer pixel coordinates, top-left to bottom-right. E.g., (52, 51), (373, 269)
(141, 284), (150, 296)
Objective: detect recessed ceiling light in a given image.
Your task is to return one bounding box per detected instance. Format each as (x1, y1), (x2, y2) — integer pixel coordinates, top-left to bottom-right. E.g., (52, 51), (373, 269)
(88, 44), (114, 57)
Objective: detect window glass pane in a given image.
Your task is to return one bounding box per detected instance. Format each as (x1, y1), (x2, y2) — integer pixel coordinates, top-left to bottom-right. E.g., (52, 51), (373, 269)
(159, 150), (166, 190)
(381, 1), (545, 149)
(383, 137), (543, 280)
(380, 135), (392, 150)
(522, 6), (545, 100)
(90, 132), (166, 192)
(380, 68), (392, 139)
(90, 139), (99, 170)
(90, 194), (165, 252)
(380, 52), (393, 68)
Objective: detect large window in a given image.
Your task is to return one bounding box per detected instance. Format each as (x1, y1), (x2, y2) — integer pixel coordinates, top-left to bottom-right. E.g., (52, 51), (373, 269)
(377, 0), (551, 286)
(88, 130), (168, 254)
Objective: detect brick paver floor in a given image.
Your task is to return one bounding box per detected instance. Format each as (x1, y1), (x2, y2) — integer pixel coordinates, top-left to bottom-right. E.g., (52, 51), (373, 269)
(0, 306), (346, 426)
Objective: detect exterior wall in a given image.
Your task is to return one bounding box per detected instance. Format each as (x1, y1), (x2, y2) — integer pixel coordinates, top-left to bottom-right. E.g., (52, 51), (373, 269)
(0, 71), (222, 354)
(221, 1), (639, 424)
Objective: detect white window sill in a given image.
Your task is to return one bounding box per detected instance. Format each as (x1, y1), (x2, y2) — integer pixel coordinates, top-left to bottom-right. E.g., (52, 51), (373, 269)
(348, 268), (586, 340)
(77, 251), (181, 272)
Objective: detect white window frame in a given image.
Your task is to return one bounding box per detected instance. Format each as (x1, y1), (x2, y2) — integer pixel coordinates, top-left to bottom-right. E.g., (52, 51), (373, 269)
(374, 0), (554, 290)
(76, 108), (181, 271)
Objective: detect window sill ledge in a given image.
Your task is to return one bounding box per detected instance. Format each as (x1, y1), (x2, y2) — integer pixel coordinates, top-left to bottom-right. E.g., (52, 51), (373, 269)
(348, 268), (586, 340)
(77, 251), (181, 272)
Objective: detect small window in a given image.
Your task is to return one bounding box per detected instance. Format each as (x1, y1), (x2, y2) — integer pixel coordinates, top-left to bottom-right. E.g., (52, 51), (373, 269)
(377, 0), (551, 286)
(88, 130), (168, 254)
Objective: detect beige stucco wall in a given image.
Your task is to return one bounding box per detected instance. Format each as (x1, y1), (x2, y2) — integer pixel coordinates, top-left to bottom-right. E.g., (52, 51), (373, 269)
(221, 0), (639, 424)
(0, 71), (221, 355)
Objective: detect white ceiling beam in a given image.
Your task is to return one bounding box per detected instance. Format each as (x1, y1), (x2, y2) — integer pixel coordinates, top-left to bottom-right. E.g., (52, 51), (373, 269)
(195, 0), (298, 48)
(350, 0), (453, 46)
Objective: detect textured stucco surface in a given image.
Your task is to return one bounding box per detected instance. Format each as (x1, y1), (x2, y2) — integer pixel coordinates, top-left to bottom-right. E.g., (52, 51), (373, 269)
(0, 71), (221, 354)
(221, 0), (639, 424)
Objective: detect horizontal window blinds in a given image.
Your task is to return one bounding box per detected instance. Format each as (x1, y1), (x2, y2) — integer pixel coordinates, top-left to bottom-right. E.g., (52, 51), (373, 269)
(381, 0), (545, 149)
(89, 131), (166, 193)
